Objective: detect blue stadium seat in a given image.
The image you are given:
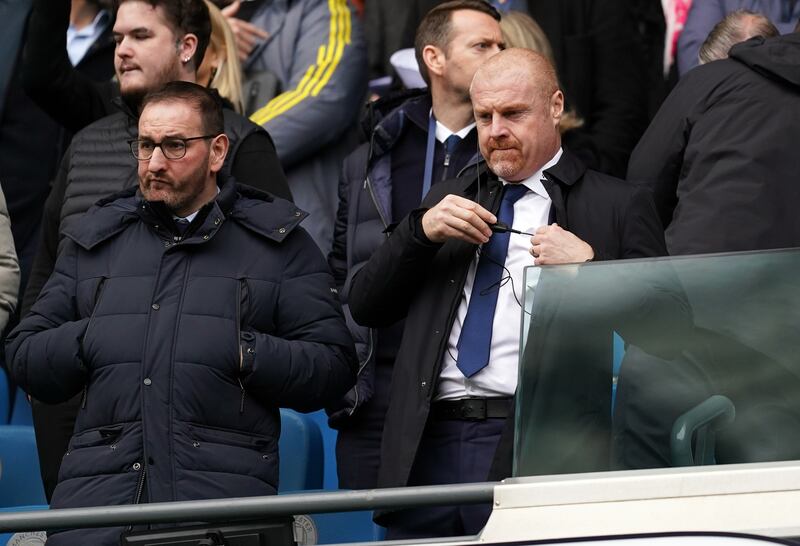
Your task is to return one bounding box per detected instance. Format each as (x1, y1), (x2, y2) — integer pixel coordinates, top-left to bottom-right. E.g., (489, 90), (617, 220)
(0, 426), (47, 508)
(0, 369), (9, 424)
(308, 410), (338, 490)
(279, 409), (324, 492)
(9, 388), (32, 426)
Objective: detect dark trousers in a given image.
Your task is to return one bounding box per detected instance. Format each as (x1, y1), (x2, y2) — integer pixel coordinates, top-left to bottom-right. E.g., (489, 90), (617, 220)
(384, 417), (505, 540)
(335, 363), (392, 490)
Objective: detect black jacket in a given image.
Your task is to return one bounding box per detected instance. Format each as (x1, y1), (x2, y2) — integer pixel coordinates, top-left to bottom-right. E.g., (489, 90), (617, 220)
(401, 0), (647, 177)
(7, 176), (356, 545)
(326, 92), (482, 426)
(348, 150), (666, 501)
(0, 2), (114, 291)
(627, 33), (800, 256)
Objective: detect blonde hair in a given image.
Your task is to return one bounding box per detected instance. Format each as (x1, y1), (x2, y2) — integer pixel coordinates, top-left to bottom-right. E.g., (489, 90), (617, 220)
(203, 0), (244, 114)
(500, 11), (583, 133)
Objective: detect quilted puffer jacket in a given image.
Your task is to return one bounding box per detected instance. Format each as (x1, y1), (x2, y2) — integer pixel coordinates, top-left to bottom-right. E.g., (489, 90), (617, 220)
(6, 176), (356, 545)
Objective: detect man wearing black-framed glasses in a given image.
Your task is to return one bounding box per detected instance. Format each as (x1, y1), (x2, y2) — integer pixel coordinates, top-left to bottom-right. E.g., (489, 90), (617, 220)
(6, 81), (356, 546)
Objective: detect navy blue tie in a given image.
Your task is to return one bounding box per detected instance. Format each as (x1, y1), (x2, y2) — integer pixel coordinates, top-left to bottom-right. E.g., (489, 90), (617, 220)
(456, 184), (528, 378)
(443, 134), (460, 179)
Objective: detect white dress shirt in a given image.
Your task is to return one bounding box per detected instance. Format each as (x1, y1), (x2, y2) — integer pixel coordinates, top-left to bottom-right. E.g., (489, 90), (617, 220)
(435, 119), (476, 143)
(435, 148), (563, 401)
(66, 10), (110, 67)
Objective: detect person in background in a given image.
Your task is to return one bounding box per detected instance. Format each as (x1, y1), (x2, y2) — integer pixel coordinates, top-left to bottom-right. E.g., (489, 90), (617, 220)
(698, 9), (779, 64)
(628, 29), (800, 257)
(498, 10), (583, 134)
(0, 187), (20, 334)
(399, 0), (647, 178)
(223, 0), (368, 254)
(328, 0), (504, 492)
(677, 0), (800, 75)
(200, 0), (244, 113)
(6, 82), (355, 546)
(0, 0), (114, 314)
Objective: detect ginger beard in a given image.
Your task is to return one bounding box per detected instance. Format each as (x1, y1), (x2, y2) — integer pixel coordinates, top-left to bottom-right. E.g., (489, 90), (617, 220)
(484, 135), (525, 180)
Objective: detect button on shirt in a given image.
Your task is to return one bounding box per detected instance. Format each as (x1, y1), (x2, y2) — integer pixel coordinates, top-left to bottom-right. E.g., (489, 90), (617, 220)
(436, 148), (563, 401)
(66, 10), (110, 67)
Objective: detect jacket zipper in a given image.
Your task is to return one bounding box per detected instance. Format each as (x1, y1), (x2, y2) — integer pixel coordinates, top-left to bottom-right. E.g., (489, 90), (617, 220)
(348, 328), (375, 416)
(236, 280), (245, 414)
(364, 175), (390, 231)
(125, 464), (147, 533)
(81, 278), (107, 410)
(133, 465), (146, 503)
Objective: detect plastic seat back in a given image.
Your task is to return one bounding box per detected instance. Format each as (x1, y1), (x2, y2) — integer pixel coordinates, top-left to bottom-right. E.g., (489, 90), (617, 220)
(279, 410), (323, 492)
(9, 388), (32, 426)
(0, 370), (9, 424)
(0, 426), (47, 508)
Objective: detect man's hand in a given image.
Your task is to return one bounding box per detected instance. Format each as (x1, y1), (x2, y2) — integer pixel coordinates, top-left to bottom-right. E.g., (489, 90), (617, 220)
(222, 1), (269, 62)
(421, 195), (496, 244)
(530, 223), (594, 265)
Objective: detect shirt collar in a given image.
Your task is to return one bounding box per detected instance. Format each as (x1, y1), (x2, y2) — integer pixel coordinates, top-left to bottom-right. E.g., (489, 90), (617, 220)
(67, 9), (110, 37)
(434, 119), (476, 143)
(500, 147), (562, 199)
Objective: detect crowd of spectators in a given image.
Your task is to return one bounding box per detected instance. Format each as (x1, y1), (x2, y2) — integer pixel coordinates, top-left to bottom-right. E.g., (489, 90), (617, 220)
(1, 0), (799, 542)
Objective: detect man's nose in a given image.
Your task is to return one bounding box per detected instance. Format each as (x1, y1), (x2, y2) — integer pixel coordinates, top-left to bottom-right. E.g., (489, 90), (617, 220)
(147, 146), (168, 171)
(489, 114), (508, 138)
(116, 36), (132, 57)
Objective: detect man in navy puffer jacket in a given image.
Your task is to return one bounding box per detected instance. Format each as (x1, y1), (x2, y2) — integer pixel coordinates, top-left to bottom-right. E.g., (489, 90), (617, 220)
(5, 82), (356, 545)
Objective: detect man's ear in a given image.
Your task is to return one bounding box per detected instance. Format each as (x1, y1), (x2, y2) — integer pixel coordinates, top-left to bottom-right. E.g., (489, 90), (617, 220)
(209, 134), (229, 174)
(178, 33), (199, 67)
(550, 89), (564, 125)
(422, 44), (446, 79)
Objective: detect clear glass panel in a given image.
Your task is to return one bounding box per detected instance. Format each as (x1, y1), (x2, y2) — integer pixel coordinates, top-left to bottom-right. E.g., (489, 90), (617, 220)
(515, 249), (800, 477)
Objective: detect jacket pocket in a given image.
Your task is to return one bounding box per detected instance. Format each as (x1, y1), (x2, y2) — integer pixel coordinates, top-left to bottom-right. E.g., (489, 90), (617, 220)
(190, 424), (272, 451)
(69, 424), (123, 449)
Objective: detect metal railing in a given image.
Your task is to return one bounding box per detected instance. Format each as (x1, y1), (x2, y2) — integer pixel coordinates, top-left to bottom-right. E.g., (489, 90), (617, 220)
(0, 482), (497, 533)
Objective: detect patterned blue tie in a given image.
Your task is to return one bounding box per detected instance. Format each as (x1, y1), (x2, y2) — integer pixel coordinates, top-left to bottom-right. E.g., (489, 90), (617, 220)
(456, 184), (528, 377)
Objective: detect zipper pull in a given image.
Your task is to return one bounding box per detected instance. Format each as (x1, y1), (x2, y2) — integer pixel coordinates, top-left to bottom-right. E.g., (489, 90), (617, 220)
(444, 153), (451, 167)
(81, 384), (88, 409)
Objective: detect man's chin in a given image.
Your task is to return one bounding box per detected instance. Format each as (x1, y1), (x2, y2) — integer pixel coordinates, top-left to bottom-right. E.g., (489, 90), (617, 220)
(120, 80), (150, 109)
(142, 189), (174, 205)
(488, 159), (523, 180)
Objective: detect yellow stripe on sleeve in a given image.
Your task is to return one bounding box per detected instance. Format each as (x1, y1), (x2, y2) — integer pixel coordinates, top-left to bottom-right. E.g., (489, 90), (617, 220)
(250, 0), (350, 126)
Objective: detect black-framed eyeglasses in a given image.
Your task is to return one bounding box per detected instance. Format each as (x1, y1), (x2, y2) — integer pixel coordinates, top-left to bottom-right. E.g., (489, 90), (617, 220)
(128, 135), (217, 160)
